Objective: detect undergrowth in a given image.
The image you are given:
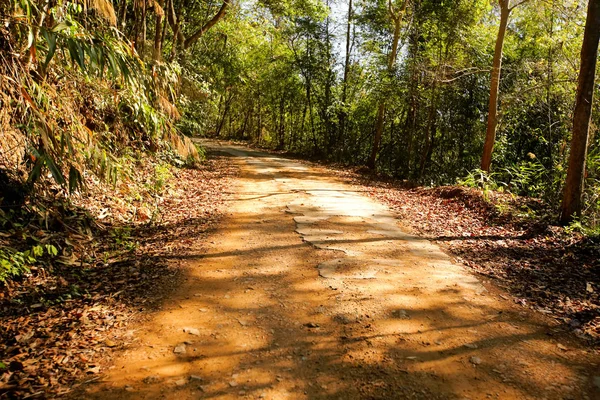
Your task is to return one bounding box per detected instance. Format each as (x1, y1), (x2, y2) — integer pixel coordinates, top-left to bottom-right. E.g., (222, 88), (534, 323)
(457, 160), (600, 237)
(0, 0), (205, 282)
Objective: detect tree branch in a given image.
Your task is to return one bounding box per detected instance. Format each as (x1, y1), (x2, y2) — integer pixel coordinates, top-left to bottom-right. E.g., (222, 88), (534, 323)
(509, 0), (531, 12)
(183, 0), (230, 49)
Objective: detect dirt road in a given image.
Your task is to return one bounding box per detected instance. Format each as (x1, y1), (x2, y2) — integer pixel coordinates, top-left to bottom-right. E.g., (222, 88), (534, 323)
(83, 142), (599, 400)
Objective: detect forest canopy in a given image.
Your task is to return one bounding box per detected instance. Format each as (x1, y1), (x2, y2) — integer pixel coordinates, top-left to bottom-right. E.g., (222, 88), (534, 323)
(1, 0), (599, 228)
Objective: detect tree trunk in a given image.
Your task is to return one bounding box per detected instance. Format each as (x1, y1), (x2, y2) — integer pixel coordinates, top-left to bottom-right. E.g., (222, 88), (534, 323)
(324, 0), (334, 154)
(368, 103), (386, 168)
(367, 1), (407, 169)
(216, 92), (233, 137)
(118, 0), (127, 29)
(481, 1), (510, 172)
(560, 0), (600, 223)
(278, 94), (285, 149)
(153, 0), (164, 62)
(339, 0), (352, 146)
(419, 79), (438, 178)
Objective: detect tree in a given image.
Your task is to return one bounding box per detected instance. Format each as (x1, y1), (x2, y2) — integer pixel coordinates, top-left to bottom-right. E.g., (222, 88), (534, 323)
(339, 0), (353, 145)
(560, 0), (600, 223)
(480, 0), (529, 172)
(367, 0), (409, 169)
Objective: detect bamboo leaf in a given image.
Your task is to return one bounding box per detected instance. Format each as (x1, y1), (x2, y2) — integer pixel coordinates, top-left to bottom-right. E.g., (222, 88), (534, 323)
(45, 154), (66, 186)
(68, 165), (82, 193)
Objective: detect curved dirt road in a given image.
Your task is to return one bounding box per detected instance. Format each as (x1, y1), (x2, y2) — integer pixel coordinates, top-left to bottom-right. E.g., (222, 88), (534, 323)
(84, 142), (598, 400)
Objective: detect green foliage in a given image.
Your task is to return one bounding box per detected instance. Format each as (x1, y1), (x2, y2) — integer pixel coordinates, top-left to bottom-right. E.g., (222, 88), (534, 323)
(457, 169), (507, 202)
(3, 0), (600, 232)
(501, 161), (551, 198)
(0, 244), (58, 282)
(151, 163), (172, 194)
(457, 169), (504, 191)
(3, 0), (185, 195)
(109, 227), (137, 252)
(176, 0), (599, 230)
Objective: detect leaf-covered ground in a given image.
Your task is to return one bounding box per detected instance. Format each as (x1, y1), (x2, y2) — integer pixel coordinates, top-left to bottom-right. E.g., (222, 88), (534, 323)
(0, 151), (238, 399)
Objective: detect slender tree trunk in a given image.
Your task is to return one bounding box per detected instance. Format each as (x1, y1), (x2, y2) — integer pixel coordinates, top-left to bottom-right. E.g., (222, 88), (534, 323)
(239, 109), (250, 139)
(257, 86), (263, 143)
(481, 1), (510, 172)
(419, 79), (438, 178)
(546, 3), (555, 167)
(368, 103), (387, 168)
(367, 1), (407, 169)
(118, 0), (127, 29)
(216, 92), (233, 137)
(307, 80), (318, 155)
(141, 0), (147, 55)
(324, 0), (334, 154)
(560, 0), (600, 223)
(278, 94), (285, 149)
(153, 0), (164, 62)
(290, 106), (296, 149)
(339, 0), (352, 146)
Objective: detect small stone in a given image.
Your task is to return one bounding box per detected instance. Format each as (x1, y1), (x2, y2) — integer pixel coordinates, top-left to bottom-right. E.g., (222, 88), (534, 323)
(190, 375), (203, 382)
(183, 327), (200, 336)
(229, 381), (238, 387)
(304, 322), (319, 328)
(464, 343), (478, 349)
(174, 378), (187, 387)
(173, 344), (186, 354)
(557, 344), (568, 351)
(393, 309), (410, 319)
(333, 314), (352, 324)
(105, 339), (117, 348)
(124, 385), (134, 392)
(143, 375), (160, 384)
(470, 356), (482, 365)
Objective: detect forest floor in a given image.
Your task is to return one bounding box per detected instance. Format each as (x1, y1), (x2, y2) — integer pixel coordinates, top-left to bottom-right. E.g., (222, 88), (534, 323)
(0, 152), (237, 398)
(63, 140), (599, 400)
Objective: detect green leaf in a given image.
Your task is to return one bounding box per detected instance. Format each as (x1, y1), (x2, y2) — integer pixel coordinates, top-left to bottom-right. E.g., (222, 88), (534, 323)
(45, 154), (66, 186)
(43, 31), (57, 72)
(68, 165), (82, 194)
(45, 245), (58, 257)
(51, 22), (70, 33)
(27, 155), (44, 185)
(27, 27), (35, 49)
(32, 245), (43, 257)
